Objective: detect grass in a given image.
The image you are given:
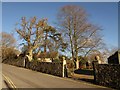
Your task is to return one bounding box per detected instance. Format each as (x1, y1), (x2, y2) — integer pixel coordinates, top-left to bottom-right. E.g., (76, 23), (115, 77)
(74, 69), (94, 75)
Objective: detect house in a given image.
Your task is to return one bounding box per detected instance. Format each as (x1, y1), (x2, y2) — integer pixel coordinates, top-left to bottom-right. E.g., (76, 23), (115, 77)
(37, 52), (59, 62)
(38, 58), (52, 62)
(108, 50), (120, 64)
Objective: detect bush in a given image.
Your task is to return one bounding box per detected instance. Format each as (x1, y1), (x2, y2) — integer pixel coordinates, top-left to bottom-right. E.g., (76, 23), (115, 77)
(53, 58), (61, 63)
(79, 59), (87, 65)
(2, 47), (19, 62)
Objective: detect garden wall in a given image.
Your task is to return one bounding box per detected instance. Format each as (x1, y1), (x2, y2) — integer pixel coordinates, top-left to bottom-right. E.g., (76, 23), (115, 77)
(25, 61), (63, 77)
(2, 58), (25, 67)
(93, 62), (120, 89)
(3, 58), (63, 77)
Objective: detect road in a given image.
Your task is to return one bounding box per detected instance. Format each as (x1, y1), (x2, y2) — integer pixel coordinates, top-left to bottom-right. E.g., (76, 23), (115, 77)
(2, 64), (110, 89)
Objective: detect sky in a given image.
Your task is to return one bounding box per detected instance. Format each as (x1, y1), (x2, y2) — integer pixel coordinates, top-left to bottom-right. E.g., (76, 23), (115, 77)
(0, 2), (1, 34)
(2, 2), (118, 49)
(1, 0), (119, 2)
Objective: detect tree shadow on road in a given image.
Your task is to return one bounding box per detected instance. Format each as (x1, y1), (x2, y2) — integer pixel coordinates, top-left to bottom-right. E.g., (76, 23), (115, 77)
(77, 78), (95, 84)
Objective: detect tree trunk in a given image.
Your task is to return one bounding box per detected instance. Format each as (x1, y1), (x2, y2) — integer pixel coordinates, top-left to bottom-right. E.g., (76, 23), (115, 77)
(75, 49), (79, 69)
(44, 31), (48, 53)
(67, 17), (75, 69)
(75, 57), (79, 69)
(73, 15), (79, 69)
(27, 49), (33, 61)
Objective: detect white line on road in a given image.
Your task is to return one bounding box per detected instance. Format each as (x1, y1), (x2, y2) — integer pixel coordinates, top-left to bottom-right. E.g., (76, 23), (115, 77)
(2, 73), (17, 89)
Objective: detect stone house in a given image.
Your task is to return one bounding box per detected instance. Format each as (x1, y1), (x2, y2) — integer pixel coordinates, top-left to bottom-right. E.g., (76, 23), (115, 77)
(108, 50), (120, 64)
(37, 52), (59, 62)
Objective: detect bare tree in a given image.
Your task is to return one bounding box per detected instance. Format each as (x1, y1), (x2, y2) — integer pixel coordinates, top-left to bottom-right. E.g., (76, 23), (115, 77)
(103, 46), (118, 62)
(1, 32), (17, 61)
(81, 35), (105, 57)
(57, 5), (103, 69)
(16, 17), (49, 61)
(108, 46), (118, 56)
(48, 32), (67, 52)
(1, 32), (16, 48)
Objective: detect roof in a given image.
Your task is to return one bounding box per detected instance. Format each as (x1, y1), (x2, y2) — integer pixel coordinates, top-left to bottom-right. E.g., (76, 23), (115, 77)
(38, 52), (58, 58)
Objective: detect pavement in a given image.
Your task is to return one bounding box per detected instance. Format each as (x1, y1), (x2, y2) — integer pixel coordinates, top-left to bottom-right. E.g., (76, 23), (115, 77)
(2, 63), (111, 89)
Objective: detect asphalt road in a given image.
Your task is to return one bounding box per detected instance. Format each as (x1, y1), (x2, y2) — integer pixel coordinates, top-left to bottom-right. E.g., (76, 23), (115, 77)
(2, 64), (110, 89)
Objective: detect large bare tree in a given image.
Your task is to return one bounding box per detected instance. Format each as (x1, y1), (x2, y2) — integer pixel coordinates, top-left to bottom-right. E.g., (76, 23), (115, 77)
(16, 17), (49, 61)
(57, 5), (103, 69)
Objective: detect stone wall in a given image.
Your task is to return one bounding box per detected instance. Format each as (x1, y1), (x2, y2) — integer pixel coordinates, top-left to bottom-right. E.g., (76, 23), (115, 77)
(2, 58), (25, 67)
(25, 61), (63, 77)
(93, 63), (120, 89)
(3, 58), (63, 77)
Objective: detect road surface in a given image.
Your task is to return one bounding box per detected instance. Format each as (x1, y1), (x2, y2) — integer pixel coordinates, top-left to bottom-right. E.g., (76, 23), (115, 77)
(2, 64), (110, 89)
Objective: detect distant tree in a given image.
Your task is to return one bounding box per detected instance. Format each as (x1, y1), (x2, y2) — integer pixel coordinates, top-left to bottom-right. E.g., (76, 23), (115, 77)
(82, 36), (105, 57)
(101, 46), (118, 63)
(57, 5), (103, 69)
(1, 32), (17, 61)
(2, 47), (18, 61)
(1, 32), (16, 48)
(87, 49), (108, 64)
(108, 46), (118, 56)
(41, 26), (67, 53)
(48, 32), (68, 52)
(78, 56), (87, 66)
(42, 25), (56, 53)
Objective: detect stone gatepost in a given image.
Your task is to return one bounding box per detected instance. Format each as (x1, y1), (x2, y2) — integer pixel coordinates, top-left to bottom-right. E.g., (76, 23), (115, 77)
(23, 56), (29, 68)
(95, 55), (102, 64)
(92, 60), (98, 83)
(62, 57), (67, 77)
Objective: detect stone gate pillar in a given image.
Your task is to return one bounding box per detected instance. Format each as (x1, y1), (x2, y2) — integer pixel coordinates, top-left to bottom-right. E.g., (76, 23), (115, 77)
(92, 60), (98, 82)
(62, 57), (67, 77)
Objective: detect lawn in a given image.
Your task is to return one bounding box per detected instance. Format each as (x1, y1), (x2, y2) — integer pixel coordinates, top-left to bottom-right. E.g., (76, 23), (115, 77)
(74, 69), (94, 75)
